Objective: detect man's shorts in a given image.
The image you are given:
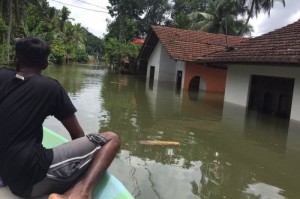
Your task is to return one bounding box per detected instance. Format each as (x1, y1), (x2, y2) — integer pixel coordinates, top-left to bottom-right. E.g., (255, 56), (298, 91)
(30, 134), (106, 197)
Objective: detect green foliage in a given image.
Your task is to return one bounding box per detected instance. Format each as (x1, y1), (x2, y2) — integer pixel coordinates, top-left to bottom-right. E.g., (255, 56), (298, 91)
(22, 3), (56, 40)
(168, 0), (284, 35)
(165, 11), (192, 29)
(103, 37), (120, 66)
(188, 0), (252, 36)
(74, 48), (89, 63)
(105, 0), (171, 70)
(103, 37), (142, 68)
(106, 17), (140, 41)
(0, 44), (11, 64)
(127, 43), (141, 60)
(107, 0), (171, 39)
(84, 29), (104, 61)
(0, 0), (103, 65)
(170, 0), (208, 19)
(0, 0), (285, 65)
(49, 39), (66, 65)
(59, 6), (72, 33)
(0, 17), (8, 33)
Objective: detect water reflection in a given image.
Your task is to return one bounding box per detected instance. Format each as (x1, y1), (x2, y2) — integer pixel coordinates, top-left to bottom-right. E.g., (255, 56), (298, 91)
(43, 65), (105, 138)
(244, 183), (285, 199)
(42, 65), (300, 199)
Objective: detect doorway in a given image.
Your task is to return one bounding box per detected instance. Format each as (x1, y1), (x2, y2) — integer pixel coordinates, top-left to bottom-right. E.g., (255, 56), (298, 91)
(189, 76), (200, 92)
(149, 66), (155, 90)
(176, 70), (183, 90)
(249, 75), (294, 118)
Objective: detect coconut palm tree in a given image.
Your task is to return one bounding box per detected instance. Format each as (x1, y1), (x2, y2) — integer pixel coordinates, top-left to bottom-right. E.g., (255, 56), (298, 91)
(189, 0), (252, 36)
(167, 11), (192, 29)
(65, 22), (86, 54)
(59, 6), (74, 33)
(238, 0), (285, 35)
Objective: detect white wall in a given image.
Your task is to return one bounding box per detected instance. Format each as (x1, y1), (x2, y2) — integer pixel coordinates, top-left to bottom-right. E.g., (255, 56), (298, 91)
(146, 41), (184, 85)
(287, 120), (300, 152)
(292, 78), (300, 120)
(147, 42), (162, 81)
(146, 42), (177, 82)
(224, 66), (252, 106)
(225, 64), (300, 121)
(158, 44), (177, 82)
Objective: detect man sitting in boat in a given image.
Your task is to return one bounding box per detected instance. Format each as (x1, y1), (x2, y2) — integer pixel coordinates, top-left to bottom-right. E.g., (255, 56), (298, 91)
(0, 37), (120, 199)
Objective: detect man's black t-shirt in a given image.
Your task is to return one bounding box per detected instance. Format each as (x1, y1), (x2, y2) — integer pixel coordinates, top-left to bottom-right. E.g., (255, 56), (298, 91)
(0, 67), (77, 197)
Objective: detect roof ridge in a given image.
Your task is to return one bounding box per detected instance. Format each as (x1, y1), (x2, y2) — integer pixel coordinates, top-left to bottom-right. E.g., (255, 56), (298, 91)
(199, 18), (300, 65)
(151, 25), (245, 38)
(146, 25), (247, 62)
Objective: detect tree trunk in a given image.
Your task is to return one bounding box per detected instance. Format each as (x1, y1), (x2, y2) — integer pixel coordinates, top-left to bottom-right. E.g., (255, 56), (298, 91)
(2, 35), (5, 63)
(7, 0), (13, 62)
(14, 0), (20, 23)
(239, 0), (255, 35)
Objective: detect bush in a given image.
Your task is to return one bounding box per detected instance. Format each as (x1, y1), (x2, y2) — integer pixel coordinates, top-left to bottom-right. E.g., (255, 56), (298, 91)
(74, 48), (89, 63)
(0, 44), (11, 65)
(49, 43), (65, 65)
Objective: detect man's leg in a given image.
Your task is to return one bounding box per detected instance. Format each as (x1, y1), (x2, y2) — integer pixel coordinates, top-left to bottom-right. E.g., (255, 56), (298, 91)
(48, 131), (120, 199)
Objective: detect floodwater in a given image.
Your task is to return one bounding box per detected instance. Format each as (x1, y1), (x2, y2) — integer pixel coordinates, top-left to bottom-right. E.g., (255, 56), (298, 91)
(43, 64), (300, 199)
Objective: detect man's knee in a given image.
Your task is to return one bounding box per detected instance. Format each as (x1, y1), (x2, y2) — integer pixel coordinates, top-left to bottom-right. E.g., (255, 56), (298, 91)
(101, 131), (120, 147)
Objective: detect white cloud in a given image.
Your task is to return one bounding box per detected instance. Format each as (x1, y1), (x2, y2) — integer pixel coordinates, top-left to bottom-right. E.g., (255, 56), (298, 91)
(290, 10), (300, 23)
(250, 0), (300, 36)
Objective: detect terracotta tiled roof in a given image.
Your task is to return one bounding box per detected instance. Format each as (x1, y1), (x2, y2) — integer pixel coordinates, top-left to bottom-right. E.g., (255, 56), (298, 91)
(138, 26), (247, 63)
(200, 19), (300, 65)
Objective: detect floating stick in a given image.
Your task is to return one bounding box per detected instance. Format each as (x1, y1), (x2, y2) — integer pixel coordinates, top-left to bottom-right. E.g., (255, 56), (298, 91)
(139, 140), (180, 145)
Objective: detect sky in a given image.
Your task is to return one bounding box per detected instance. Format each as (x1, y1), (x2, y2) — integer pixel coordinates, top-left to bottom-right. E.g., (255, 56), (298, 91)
(48, 0), (111, 37)
(48, 0), (300, 38)
(248, 0), (300, 36)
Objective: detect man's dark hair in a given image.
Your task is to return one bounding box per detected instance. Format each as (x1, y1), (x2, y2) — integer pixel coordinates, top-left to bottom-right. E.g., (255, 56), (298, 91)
(15, 37), (51, 68)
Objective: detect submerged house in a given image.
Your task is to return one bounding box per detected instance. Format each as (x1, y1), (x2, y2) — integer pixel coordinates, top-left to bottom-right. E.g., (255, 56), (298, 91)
(200, 19), (300, 120)
(138, 26), (247, 92)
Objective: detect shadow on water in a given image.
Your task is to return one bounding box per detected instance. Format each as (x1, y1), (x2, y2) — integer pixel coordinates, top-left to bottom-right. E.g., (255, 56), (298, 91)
(43, 65), (300, 199)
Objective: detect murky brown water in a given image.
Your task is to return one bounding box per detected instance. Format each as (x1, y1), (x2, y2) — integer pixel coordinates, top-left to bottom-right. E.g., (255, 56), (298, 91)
(43, 64), (300, 199)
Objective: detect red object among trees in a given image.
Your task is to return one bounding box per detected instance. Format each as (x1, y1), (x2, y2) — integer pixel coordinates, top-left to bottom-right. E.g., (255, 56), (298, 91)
(133, 38), (144, 44)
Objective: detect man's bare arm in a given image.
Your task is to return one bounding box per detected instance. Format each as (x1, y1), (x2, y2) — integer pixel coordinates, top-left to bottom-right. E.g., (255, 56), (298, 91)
(61, 114), (85, 139)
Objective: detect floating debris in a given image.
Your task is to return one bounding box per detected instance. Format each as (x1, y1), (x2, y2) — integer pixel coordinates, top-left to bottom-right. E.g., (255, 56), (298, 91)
(139, 140), (180, 145)
(110, 82), (127, 85)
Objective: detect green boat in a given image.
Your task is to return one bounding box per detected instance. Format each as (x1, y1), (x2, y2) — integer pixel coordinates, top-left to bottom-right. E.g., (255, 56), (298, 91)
(0, 127), (134, 199)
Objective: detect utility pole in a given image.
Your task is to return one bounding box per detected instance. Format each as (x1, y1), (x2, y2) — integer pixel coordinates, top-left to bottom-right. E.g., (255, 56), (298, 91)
(222, 18), (228, 50)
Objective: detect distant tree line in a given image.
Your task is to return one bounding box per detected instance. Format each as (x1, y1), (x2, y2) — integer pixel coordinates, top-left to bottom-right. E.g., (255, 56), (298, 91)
(0, 0), (103, 65)
(106, 0), (285, 39)
(0, 0), (285, 68)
